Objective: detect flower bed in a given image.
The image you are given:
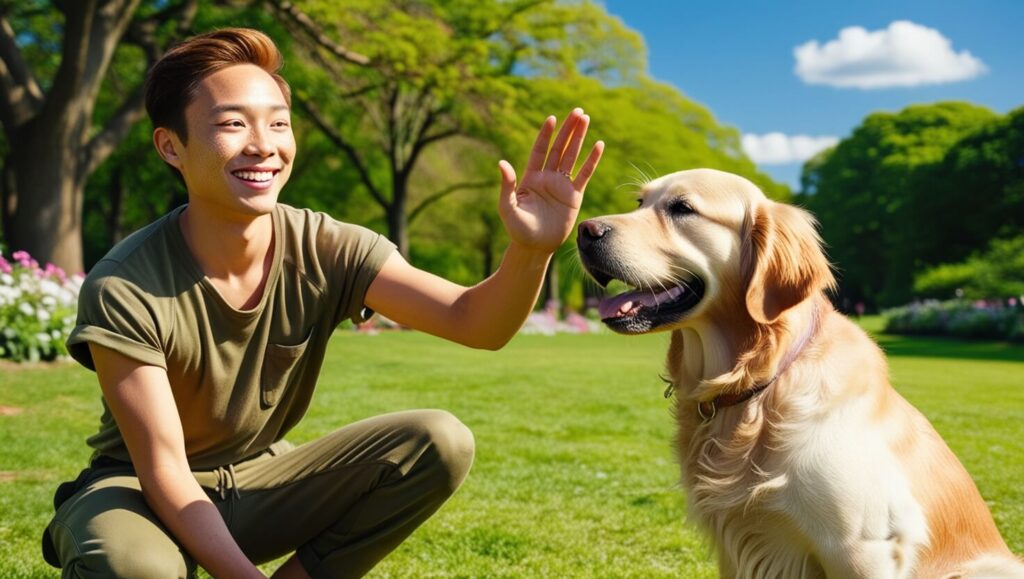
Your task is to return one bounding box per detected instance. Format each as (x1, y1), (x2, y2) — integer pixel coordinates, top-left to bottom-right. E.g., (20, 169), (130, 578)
(0, 252), (83, 362)
(883, 298), (1024, 342)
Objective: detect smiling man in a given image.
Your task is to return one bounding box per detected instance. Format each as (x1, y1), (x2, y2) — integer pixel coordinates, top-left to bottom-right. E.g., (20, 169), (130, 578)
(41, 28), (602, 578)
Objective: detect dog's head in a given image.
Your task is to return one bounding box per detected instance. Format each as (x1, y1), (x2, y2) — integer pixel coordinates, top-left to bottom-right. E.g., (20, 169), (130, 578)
(577, 169), (834, 334)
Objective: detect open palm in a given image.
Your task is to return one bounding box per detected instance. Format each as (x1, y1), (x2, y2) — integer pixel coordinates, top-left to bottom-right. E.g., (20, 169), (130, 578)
(498, 109), (604, 254)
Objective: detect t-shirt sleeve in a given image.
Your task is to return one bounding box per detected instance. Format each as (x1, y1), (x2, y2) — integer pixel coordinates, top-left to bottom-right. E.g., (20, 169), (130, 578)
(66, 267), (167, 371)
(315, 216), (396, 326)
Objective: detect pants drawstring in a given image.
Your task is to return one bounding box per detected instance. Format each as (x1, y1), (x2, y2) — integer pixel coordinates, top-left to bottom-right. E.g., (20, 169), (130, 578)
(214, 463), (241, 500)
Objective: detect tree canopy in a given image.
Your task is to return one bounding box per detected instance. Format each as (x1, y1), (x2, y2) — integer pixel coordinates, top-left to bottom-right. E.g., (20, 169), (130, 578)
(798, 102), (1022, 309)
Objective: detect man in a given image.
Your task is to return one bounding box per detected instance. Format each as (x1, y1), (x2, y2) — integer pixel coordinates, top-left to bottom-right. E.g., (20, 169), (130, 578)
(42, 28), (602, 578)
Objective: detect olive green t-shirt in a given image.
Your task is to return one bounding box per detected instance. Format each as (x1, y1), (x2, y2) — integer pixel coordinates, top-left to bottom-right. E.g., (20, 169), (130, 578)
(67, 204), (395, 469)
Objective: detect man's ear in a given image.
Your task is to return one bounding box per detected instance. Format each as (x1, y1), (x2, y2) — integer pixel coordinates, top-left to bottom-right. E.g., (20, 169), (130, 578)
(153, 127), (183, 170)
(743, 201), (835, 324)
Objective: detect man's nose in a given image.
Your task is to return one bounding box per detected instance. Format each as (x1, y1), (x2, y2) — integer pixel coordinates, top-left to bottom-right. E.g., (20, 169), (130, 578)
(244, 128), (275, 157)
(577, 219), (610, 251)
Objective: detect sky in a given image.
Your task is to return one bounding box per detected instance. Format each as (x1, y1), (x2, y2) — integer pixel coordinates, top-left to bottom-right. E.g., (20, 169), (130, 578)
(600, 0), (1024, 190)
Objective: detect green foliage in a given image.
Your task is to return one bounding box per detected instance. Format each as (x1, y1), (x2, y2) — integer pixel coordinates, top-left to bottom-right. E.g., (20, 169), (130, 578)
(21, 0), (787, 299)
(799, 102), (1021, 308)
(914, 235), (1024, 300)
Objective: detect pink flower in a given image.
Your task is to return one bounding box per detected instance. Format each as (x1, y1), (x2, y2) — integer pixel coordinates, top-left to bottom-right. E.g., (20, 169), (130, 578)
(44, 263), (67, 281)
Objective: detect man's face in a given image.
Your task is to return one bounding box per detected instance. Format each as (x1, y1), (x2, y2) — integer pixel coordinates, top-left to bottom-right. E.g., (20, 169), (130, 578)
(158, 63), (296, 218)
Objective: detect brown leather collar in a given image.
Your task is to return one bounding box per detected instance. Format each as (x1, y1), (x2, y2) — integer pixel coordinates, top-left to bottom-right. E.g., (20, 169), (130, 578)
(693, 304), (820, 422)
(696, 380), (774, 421)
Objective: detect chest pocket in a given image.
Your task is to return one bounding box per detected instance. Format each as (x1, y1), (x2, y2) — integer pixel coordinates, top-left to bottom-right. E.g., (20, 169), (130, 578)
(260, 329), (313, 408)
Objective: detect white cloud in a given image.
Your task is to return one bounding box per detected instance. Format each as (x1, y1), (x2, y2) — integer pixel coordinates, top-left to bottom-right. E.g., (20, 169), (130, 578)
(741, 133), (838, 165)
(794, 20), (987, 89)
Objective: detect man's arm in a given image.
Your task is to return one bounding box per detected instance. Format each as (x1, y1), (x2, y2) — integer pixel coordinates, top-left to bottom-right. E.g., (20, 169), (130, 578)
(365, 109), (603, 350)
(365, 244), (549, 350)
(90, 343), (266, 579)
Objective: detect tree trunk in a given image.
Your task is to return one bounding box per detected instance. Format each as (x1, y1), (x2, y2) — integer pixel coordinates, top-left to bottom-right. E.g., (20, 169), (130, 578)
(6, 119), (86, 272)
(0, 0), (195, 271)
(541, 258), (559, 312)
(388, 177), (409, 258)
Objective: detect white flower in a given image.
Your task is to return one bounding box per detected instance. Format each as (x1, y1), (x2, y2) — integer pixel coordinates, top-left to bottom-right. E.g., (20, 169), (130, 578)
(35, 332), (51, 343)
(39, 279), (61, 297)
(41, 295), (57, 307)
(37, 309), (51, 322)
(18, 302), (34, 317)
(0, 273), (12, 285)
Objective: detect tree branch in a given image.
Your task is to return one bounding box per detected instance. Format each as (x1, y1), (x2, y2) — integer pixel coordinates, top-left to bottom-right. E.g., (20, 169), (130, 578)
(82, 84), (146, 175)
(295, 95), (389, 209)
(0, 14), (44, 130)
(266, 0), (371, 66)
(409, 179), (492, 224)
(83, 0), (199, 177)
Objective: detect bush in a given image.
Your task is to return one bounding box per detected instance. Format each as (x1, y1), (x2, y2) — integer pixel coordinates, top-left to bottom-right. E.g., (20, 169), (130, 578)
(884, 298), (1023, 342)
(0, 252), (83, 362)
(914, 235), (1024, 300)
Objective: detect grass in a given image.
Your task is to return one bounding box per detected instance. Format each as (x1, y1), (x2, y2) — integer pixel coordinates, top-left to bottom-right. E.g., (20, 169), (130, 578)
(1, 321), (1022, 577)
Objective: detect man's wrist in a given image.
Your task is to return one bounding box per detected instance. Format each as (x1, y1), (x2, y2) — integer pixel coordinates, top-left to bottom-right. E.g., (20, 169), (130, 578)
(504, 241), (553, 270)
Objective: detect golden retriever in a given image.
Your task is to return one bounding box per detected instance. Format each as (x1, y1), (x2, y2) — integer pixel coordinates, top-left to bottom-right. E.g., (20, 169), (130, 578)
(576, 169), (1023, 578)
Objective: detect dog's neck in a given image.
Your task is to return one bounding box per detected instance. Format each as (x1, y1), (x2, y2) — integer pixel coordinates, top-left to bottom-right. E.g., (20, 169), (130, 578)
(670, 297), (823, 400)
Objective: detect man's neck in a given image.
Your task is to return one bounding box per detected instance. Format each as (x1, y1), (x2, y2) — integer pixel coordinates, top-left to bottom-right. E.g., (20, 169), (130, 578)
(178, 201), (275, 310)
(179, 202), (273, 276)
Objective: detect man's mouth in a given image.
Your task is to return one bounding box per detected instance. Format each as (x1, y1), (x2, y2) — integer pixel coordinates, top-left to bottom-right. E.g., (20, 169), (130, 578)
(586, 266), (705, 334)
(231, 169), (278, 183)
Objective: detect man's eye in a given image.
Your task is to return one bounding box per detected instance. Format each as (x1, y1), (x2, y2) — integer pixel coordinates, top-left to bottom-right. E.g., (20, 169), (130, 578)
(667, 199), (696, 217)
(221, 120), (245, 128)
(273, 120), (290, 128)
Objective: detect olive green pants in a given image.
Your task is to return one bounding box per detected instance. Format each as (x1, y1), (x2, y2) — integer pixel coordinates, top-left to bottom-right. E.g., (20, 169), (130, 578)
(43, 409), (475, 578)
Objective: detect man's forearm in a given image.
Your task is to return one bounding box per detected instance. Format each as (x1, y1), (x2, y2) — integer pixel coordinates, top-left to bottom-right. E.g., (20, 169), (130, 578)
(455, 242), (552, 349)
(143, 465), (264, 579)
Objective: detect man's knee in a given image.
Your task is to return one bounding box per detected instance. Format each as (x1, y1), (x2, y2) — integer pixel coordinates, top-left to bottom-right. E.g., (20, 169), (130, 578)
(416, 409), (475, 493)
(49, 483), (193, 579)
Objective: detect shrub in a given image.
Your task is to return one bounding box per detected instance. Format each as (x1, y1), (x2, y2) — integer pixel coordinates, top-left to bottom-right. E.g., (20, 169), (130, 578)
(0, 252), (83, 362)
(914, 235), (1024, 300)
(884, 298), (1023, 342)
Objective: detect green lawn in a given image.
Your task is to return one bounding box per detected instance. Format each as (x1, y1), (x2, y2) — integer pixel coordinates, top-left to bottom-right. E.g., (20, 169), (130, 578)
(1, 324), (1022, 577)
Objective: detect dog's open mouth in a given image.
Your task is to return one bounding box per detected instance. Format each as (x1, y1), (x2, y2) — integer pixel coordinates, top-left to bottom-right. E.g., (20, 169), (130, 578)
(589, 270), (705, 334)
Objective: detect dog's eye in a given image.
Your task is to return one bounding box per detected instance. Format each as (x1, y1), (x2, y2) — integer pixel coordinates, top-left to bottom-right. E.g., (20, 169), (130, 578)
(636, 198), (643, 208)
(667, 199), (696, 217)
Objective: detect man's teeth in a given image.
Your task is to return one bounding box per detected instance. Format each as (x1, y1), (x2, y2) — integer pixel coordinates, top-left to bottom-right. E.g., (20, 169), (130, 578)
(234, 171), (274, 182)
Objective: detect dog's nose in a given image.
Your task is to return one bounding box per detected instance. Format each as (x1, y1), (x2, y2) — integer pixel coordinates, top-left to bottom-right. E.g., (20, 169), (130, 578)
(577, 219), (610, 251)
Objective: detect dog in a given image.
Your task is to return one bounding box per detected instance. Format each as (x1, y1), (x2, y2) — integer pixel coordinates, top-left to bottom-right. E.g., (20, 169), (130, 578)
(576, 169), (1023, 578)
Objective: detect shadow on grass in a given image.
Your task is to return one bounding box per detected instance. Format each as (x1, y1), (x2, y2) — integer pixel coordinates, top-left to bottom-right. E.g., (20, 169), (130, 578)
(873, 333), (1024, 364)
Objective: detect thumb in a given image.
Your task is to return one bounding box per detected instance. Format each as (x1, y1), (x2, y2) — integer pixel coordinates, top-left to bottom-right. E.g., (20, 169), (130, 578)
(498, 160), (517, 208)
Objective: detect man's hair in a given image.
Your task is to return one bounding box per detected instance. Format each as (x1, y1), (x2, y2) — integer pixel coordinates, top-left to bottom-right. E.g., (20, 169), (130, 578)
(144, 28), (291, 144)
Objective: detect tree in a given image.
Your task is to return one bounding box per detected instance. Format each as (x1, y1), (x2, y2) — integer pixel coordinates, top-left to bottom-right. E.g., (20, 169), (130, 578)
(799, 102), (998, 308)
(0, 0), (198, 273)
(277, 0), (647, 259)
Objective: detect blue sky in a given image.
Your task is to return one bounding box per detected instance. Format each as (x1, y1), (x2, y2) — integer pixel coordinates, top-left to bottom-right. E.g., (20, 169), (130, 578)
(600, 0), (1024, 190)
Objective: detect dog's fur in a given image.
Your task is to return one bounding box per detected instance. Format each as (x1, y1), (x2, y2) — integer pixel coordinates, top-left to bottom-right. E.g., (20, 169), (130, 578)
(577, 169), (1023, 578)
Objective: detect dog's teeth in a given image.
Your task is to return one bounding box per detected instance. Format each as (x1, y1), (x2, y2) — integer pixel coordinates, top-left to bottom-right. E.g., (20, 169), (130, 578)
(619, 301), (634, 315)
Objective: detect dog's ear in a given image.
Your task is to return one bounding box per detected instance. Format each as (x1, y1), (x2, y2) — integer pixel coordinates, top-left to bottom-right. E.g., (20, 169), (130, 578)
(743, 201), (834, 324)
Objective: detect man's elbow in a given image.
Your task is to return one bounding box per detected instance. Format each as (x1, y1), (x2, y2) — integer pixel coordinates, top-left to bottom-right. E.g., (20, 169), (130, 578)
(462, 333), (512, 351)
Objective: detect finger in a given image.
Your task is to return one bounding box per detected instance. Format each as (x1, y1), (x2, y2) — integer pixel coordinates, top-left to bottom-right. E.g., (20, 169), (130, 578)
(543, 108), (583, 172)
(572, 140), (605, 193)
(526, 116), (556, 173)
(558, 114), (590, 175)
(498, 159), (518, 207)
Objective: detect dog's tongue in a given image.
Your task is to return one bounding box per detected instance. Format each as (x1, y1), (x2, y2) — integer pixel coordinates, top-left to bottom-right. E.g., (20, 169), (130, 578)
(598, 285), (685, 319)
